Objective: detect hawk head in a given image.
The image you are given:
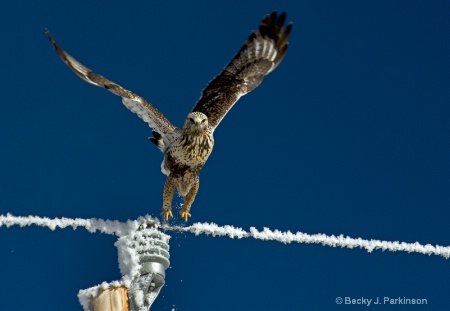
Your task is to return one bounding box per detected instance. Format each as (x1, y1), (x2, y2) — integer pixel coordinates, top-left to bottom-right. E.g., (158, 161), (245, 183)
(183, 112), (209, 133)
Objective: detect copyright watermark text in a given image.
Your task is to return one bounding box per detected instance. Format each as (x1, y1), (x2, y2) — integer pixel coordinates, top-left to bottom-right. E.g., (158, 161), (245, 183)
(335, 296), (428, 306)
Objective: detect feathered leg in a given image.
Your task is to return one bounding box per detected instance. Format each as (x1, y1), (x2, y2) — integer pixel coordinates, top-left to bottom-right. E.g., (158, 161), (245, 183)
(161, 176), (175, 221)
(180, 176), (199, 222)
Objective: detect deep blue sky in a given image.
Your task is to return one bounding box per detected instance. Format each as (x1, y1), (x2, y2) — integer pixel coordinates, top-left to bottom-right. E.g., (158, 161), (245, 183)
(1, 1), (449, 310)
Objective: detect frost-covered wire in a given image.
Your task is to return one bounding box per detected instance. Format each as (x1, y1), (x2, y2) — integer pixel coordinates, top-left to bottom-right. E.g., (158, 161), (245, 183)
(163, 222), (450, 259)
(1, 213), (449, 259)
(0, 213), (148, 237)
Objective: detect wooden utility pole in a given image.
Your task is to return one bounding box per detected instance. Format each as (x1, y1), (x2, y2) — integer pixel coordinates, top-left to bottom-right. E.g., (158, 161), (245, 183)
(89, 286), (129, 311)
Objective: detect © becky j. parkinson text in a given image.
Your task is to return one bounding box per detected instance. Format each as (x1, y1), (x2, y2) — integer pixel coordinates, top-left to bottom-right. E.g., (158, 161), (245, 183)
(335, 296), (428, 306)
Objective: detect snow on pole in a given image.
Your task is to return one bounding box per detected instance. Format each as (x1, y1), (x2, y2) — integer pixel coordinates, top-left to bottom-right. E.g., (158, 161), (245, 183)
(78, 217), (170, 311)
(117, 219), (170, 311)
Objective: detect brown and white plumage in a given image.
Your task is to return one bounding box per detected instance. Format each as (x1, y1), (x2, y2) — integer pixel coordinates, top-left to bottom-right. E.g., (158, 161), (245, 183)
(46, 11), (292, 222)
(193, 11), (292, 130)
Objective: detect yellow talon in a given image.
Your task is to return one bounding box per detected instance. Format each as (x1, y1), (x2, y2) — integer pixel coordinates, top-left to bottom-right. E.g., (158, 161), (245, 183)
(179, 210), (191, 223)
(161, 210), (173, 221)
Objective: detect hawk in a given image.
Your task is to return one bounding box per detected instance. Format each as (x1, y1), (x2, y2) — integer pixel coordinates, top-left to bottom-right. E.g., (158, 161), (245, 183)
(46, 12), (292, 222)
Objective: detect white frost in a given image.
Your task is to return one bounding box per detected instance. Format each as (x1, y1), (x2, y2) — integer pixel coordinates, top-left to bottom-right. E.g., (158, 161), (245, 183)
(162, 222), (450, 259)
(1, 213), (449, 259)
(0, 213), (155, 237)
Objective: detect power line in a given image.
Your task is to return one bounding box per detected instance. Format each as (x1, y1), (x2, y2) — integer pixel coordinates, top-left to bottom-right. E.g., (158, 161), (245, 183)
(1, 213), (449, 259)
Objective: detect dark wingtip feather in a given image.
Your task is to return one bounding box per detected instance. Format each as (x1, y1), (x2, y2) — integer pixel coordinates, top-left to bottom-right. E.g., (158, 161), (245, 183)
(270, 11), (278, 21)
(277, 12), (287, 27)
(257, 11), (292, 41)
(285, 22), (293, 35)
(44, 29), (58, 51)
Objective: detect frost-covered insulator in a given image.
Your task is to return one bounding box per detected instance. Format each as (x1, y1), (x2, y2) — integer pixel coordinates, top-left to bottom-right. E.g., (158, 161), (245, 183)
(116, 217), (170, 311)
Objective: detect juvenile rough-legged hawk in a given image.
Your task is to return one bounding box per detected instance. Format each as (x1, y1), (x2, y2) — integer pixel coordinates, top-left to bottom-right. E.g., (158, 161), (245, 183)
(46, 12), (292, 222)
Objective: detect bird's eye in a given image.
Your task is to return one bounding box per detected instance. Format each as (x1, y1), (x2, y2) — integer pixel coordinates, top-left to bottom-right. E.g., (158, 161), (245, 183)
(201, 119), (206, 123)
(189, 117), (195, 123)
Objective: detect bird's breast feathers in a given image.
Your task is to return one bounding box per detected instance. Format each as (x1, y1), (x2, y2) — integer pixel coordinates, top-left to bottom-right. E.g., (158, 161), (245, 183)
(168, 132), (214, 169)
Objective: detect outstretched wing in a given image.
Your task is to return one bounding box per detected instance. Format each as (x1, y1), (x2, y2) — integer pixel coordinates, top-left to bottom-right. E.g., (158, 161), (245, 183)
(45, 30), (176, 150)
(192, 11), (292, 130)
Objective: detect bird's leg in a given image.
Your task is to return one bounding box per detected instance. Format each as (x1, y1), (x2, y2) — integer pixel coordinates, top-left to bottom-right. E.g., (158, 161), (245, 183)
(180, 176), (199, 222)
(161, 176), (175, 221)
